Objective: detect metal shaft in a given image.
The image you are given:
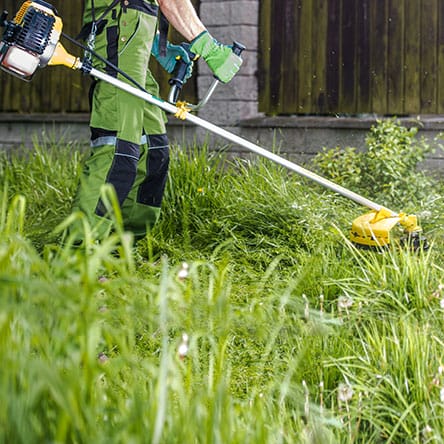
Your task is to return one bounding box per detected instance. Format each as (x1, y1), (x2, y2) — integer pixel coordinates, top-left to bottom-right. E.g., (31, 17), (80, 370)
(89, 67), (397, 216)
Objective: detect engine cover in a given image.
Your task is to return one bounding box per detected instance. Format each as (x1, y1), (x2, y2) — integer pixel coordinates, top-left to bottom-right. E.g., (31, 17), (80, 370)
(0, 1), (62, 81)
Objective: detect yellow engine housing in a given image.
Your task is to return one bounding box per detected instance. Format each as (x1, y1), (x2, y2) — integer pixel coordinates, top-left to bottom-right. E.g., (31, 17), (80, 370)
(0, 1), (64, 80)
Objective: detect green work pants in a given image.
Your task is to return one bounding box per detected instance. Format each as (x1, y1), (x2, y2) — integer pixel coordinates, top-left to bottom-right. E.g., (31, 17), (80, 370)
(71, 0), (169, 241)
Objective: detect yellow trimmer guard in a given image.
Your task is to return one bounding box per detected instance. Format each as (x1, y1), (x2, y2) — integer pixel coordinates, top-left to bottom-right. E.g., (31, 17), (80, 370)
(350, 209), (422, 248)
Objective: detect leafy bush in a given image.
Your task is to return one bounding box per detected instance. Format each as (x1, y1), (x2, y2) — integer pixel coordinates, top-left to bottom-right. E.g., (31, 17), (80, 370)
(313, 119), (436, 209)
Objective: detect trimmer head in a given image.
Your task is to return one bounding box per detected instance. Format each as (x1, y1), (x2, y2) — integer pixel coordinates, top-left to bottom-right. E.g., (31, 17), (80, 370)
(350, 208), (428, 250)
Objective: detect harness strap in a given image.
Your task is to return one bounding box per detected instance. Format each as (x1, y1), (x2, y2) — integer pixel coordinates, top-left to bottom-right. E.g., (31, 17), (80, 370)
(158, 11), (169, 57)
(121, 0), (159, 15)
(76, 0), (120, 41)
(91, 0), (96, 22)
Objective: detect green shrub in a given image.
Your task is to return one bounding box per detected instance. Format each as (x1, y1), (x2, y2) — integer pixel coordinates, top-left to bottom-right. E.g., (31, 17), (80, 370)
(313, 119), (435, 209)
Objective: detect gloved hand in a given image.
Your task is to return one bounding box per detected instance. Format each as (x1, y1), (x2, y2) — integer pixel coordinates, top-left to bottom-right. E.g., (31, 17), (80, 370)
(190, 31), (242, 83)
(151, 33), (193, 81)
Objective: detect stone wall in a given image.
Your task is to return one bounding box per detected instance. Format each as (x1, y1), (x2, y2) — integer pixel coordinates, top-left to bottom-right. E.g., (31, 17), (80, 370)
(1, 1), (444, 174)
(2, 113), (443, 175)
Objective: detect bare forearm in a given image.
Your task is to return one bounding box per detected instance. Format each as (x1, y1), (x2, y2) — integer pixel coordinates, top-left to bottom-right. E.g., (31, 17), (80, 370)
(157, 0), (206, 41)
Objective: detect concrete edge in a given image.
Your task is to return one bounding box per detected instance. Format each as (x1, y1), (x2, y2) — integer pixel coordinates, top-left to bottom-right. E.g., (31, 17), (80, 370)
(240, 115), (444, 131)
(3, 113), (444, 130)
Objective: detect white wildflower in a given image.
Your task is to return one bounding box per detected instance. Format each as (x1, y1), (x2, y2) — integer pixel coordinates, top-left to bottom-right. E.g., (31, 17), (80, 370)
(433, 284), (444, 299)
(98, 352), (109, 364)
(432, 377), (440, 387)
(178, 333), (189, 360)
(338, 295), (354, 311)
(440, 388), (444, 403)
(178, 262), (189, 280)
(337, 383), (354, 403)
(422, 425), (433, 437)
(419, 210), (432, 219)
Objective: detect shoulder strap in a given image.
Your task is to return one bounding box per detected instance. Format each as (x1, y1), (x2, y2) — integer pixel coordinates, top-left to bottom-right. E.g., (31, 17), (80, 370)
(77, 0), (120, 41)
(91, 0), (96, 22)
(98, 0), (120, 23)
(158, 11), (169, 57)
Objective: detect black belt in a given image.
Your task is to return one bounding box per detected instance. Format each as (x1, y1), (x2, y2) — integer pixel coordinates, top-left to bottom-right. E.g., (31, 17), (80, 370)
(120, 0), (158, 17)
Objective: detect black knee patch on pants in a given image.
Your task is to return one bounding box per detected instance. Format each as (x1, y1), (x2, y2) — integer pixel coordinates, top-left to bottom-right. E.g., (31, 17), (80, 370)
(137, 134), (169, 207)
(96, 139), (140, 217)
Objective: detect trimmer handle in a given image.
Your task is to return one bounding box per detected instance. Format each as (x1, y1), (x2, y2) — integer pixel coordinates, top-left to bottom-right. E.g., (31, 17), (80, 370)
(168, 41), (246, 108)
(168, 43), (198, 104)
(231, 41), (246, 57)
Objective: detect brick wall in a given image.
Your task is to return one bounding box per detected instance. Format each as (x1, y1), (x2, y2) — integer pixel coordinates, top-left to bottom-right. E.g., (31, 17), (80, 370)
(197, 0), (261, 126)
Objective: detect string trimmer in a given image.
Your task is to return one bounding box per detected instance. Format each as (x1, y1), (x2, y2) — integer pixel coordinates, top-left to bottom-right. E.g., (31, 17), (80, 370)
(0, 0), (428, 249)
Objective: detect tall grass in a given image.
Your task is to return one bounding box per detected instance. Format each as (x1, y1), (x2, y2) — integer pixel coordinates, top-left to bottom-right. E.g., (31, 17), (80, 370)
(0, 137), (84, 248)
(1, 127), (444, 442)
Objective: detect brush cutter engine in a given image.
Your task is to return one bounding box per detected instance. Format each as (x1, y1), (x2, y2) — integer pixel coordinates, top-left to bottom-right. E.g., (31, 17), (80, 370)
(0, 0), (62, 80)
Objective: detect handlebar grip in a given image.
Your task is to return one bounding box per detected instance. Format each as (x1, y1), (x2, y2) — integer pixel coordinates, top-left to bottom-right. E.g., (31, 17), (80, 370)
(232, 41), (246, 56)
(168, 43), (197, 103)
(169, 43), (197, 85)
(168, 41), (246, 104)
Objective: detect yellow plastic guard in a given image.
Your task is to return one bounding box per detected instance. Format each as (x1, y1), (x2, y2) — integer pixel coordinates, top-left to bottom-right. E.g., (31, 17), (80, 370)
(398, 213), (421, 233)
(350, 210), (401, 248)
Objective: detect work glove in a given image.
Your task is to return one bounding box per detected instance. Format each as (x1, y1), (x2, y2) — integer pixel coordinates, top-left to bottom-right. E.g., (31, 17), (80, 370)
(151, 33), (193, 81)
(190, 31), (242, 83)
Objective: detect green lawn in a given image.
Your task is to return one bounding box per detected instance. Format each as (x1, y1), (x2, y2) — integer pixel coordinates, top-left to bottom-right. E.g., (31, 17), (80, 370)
(1, 120), (443, 443)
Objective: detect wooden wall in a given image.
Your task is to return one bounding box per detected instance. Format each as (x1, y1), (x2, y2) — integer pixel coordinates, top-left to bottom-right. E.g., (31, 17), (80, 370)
(259, 0), (444, 115)
(0, 0), (198, 113)
(4, 0), (443, 117)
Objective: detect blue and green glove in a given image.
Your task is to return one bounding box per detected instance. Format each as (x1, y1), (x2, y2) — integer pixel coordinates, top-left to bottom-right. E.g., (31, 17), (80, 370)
(190, 31), (243, 83)
(151, 33), (193, 81)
